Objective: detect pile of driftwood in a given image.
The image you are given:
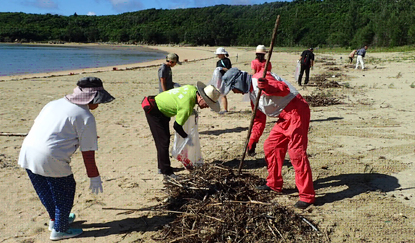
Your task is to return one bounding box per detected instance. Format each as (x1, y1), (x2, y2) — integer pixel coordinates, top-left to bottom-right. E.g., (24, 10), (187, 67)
(310, 74), (342, 88)
(304, 93), (342, 107)
(153, 164), (322, 243)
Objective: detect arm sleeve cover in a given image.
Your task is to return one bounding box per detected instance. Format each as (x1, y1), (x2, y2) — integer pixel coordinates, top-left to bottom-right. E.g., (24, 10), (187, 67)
(174, 121), (188, 138)
(82, 150), (100, 178)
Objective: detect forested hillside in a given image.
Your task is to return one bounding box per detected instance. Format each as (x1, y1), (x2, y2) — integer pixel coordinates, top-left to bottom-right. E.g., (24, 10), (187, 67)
(1, 0), (414, 48)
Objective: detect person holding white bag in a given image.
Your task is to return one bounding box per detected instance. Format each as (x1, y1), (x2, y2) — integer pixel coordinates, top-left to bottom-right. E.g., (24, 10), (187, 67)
(142, 82), (220, 180)
(18, 77), (115, 240)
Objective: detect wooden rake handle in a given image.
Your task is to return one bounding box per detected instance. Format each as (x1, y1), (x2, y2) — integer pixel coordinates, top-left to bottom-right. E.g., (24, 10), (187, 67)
(238, 15), (281, 175)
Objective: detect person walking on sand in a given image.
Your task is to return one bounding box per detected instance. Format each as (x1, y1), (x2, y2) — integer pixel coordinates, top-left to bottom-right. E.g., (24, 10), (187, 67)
(349, 49), (357, 64)
(158, 53), (181, 93)
(355, 45), (368, 70)
(298, 47), (314, 86)
(251, 45), (272, 74)
(18, 77), (115, 241)
(214, 47), (232, 113)
(142, 83), (220, 180)
(222, 68), (315, 209)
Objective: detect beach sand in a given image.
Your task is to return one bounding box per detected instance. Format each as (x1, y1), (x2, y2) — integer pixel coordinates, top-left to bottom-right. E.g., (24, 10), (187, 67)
(0, 45), (414, 242)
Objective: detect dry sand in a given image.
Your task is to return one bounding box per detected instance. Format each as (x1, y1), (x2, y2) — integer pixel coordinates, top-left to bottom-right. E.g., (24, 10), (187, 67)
(0, 45), (414, 242)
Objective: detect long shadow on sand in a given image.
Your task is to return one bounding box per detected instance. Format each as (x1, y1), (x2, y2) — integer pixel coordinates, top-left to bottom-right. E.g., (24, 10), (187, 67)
(72, 215), (173, 239)
(311, 116), (343, 122)
(199, 126), (248, 136)
(213, 158), (293, 171)
(314, 173), (400, 206)
(212, 158), (266, 170)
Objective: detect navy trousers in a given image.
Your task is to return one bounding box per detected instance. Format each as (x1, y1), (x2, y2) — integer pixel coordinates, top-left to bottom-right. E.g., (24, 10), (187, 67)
(26, 169), (76, 232)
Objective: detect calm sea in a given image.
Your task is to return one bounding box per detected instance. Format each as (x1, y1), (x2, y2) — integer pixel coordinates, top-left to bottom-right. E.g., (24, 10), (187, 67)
(0, 43), (167, 76)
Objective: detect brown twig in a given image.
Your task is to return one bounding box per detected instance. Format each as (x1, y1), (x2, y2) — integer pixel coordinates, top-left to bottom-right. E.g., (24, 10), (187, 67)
(208, 200), (272, 206)
(301, 217), (319, 232)
(168, 233), (198, 243)
(0, 132), (27, 137)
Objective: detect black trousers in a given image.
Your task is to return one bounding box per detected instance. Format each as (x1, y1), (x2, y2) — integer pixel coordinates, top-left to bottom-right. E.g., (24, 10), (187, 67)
(298, 65), (310, 85)
(145, 107), (173, 175)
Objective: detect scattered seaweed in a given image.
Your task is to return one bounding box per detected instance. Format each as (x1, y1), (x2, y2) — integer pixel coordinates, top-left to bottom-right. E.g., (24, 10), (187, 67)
(309, 73), (343, 88)
(153, 164), (323, 243)
(304, 91), (342, 107)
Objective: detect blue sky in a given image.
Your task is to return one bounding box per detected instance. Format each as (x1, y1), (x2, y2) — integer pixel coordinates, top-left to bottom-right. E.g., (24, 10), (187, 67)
(1, 0), (291, 16)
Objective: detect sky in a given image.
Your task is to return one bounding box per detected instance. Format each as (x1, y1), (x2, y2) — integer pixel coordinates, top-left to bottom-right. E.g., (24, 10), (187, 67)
(1, 0), (291, 16)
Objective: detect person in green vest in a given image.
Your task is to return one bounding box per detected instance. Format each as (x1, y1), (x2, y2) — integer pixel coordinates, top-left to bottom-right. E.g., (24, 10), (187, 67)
(141, 82), (220, 179)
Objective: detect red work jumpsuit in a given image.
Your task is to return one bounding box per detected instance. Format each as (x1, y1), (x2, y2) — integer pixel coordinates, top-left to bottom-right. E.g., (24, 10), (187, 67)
(249, 72), (315, 204)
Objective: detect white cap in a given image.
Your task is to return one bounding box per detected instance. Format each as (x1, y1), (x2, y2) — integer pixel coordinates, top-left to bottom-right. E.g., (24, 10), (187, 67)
(255, 45), (267, 54)
(214, 47), (228, 55)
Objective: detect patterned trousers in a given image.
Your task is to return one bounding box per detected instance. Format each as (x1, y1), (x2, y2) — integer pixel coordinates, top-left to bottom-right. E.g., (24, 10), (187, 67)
(26, 169), (76, 232)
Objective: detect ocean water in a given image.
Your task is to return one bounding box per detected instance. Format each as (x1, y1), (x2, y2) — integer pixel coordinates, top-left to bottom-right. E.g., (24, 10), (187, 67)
(0, 43), (167, 76)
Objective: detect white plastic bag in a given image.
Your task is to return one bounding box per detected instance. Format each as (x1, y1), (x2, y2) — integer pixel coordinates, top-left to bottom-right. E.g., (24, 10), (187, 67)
(209, 67), (226, 95)
(294, 61), (300, 82)
(171, 112), (203, 169)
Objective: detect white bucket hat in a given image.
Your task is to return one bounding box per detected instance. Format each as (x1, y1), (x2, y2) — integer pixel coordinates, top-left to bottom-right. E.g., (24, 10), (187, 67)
(255, 45), (267, 54)
(196, 82), (220, 112)
(214, 47), (228, 55)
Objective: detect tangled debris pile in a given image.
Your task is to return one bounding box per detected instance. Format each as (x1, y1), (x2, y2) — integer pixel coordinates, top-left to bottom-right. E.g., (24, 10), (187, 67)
(310, 74), (342, 88)
(304, 92), (342, 107)
(153, 164), (323, 243)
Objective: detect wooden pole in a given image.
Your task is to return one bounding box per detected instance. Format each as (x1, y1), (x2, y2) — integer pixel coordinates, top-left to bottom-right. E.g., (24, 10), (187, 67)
(238, 15), (281, 175)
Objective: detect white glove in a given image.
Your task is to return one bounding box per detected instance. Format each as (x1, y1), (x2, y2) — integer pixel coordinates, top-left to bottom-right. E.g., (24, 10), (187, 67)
(185, 136), (194, 147)
(89, 176), (103, 194)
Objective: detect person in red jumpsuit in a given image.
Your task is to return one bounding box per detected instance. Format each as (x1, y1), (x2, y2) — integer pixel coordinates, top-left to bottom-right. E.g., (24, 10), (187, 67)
(222, 67), (315, 209)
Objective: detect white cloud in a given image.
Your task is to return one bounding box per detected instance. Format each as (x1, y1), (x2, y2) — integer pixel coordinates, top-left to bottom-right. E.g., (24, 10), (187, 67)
(24, 0), (58, 9)
(108, 0), (144, 13)
(87, 11), (96, 16)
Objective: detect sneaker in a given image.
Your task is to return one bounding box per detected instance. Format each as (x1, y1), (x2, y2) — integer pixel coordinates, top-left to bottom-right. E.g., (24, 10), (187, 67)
(50, 228), (83, 241)
(294, 200), (312, 209)
(256, 184), (271, 190)
(48, 213), (76, 231)
(218, 110), (228, 115)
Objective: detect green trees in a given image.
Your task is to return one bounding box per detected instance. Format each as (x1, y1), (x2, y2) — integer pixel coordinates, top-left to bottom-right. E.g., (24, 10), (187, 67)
(0, 0), (414, 47)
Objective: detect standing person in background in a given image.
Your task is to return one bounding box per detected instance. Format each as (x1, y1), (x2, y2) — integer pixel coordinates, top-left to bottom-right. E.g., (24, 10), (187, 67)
(251, 45), (272, 74)
(18, 77), (115, 241)
(158, 53), (181, 93)
(214, 47), (232, 113)
(349, 49), (357, 64)
(355, 45), (368, 70)
(297, 47), (314, 86)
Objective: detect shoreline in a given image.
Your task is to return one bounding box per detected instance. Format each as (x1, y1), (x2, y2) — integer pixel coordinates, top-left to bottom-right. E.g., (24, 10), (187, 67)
(0, 43), (217, 82)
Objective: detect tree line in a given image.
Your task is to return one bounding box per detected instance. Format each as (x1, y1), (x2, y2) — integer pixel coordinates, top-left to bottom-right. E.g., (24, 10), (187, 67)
(1, 0), (414, 48)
